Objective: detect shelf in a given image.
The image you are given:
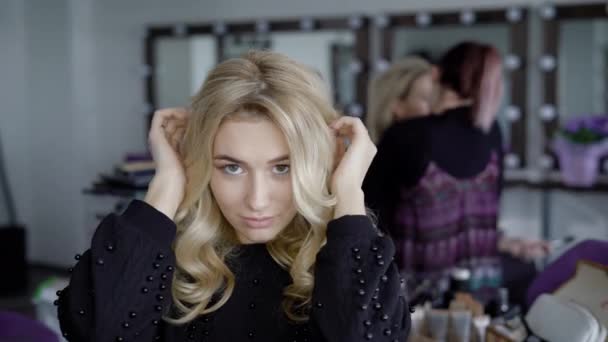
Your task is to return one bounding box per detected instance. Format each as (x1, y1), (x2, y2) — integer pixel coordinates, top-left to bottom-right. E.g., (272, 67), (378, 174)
(504, 169), (608, 193)
(505, 179), (608, 193)
(83, 183), (147, 198)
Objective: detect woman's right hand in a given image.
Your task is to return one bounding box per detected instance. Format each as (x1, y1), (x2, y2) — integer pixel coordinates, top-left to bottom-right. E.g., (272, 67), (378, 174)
(144, 108), (190, 220)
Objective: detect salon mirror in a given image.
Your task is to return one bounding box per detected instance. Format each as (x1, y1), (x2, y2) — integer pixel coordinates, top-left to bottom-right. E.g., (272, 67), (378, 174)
(219, 31), (357, 110)
(154, 36), (217, 109)
(539, 3), (608, 173)
(391, 25), (513, 147)
(381, 8), (528, 167)
(557, 18), (608, 119)
(147, 17), (369, 120)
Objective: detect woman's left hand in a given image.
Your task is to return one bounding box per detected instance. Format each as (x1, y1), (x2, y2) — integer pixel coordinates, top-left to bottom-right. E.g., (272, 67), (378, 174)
(329, 116), (377, 217)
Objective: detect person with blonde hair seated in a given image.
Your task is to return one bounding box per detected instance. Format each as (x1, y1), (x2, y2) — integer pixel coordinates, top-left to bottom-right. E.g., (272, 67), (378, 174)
(366, 56), (436, 143)
(57, 50), (412, 341)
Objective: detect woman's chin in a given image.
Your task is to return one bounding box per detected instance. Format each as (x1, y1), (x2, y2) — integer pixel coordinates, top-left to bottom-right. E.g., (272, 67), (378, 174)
(236, 228), (280, 244)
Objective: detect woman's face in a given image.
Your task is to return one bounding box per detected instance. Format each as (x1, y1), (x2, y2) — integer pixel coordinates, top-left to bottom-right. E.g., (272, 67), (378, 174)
(393, 72), (435, 121)
(210, 116), (298, 244)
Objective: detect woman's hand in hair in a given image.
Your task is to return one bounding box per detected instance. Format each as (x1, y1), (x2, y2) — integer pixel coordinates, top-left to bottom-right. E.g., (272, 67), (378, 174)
(329, 116), (377, 218)
(144, 108), (190, 220)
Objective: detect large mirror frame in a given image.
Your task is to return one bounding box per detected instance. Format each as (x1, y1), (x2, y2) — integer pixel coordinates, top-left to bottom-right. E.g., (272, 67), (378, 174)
(540, 2), (608, 174)
(143, 16), (371, 127)
(376, 7), (529, 169)
(144, 23), (219, 127)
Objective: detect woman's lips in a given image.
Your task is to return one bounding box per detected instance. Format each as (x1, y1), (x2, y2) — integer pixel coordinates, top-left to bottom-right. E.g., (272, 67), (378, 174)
(241, 216), (274, 229)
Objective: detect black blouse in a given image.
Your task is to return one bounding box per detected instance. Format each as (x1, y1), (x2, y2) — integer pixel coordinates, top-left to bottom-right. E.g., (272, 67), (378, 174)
(363, 106), (503, 233)
(57, 200), (412, 341)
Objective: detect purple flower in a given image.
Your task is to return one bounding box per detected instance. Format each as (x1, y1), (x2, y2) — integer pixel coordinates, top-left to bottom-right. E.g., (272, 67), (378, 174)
(564, 117), (584, 134)
(559, 115), (608, 144)
(563, 115), (608, 136)
(587, 116), (608, 135)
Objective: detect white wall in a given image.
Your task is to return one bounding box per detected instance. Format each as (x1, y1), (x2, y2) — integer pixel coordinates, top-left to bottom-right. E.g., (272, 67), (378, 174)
(0, 0), (30, 231)
(25, 0), (86, 265)
(2, 0), (604, 267)
(0, 0), (80, 265)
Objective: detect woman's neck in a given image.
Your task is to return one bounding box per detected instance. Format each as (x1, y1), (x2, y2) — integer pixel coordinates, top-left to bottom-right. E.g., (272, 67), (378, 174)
(433, 88), (473, 114)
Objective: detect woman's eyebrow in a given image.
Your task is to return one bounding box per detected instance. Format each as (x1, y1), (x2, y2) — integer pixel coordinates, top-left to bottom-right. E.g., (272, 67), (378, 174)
(268, 155), (290, 163)
(213, 154), (289, 165)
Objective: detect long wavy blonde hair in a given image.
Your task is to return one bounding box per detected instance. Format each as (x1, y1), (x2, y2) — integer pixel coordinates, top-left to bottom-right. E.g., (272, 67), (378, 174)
(166, 50), (339, 325)
(366, 57), (433, 143)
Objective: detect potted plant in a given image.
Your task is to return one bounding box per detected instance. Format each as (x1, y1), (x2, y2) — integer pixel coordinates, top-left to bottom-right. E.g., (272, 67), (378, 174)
(553, 115), (608, 187)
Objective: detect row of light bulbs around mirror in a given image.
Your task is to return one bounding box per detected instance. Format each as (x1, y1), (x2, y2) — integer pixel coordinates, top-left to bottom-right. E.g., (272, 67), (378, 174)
(166, 3), (584, 37)
(166, 1), (608, 37)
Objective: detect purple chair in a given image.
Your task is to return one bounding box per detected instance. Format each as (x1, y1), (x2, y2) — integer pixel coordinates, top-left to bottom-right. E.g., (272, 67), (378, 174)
(526, 239), (608, 307)
(0, 310), (60, 342)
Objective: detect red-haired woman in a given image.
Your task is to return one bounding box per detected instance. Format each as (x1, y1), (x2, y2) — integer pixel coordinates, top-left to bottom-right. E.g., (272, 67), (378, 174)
(364, 42), (508, 295)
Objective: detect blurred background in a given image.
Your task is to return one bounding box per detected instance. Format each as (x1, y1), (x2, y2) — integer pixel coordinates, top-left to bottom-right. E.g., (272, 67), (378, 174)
(0, 0), (606, 341)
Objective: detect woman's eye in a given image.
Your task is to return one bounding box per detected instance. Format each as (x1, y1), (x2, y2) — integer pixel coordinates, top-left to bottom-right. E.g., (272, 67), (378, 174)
(273, 164), (290, 175)
(223, 164), (243, 175)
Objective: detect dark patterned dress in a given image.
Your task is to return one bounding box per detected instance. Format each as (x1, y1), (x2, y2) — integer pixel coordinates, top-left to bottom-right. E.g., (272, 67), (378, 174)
(363, 106), (503, 291)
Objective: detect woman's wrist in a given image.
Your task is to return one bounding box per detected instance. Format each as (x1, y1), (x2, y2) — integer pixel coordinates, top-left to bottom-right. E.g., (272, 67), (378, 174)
(144, 173), (184, 221)
(333, 189), (366, 219)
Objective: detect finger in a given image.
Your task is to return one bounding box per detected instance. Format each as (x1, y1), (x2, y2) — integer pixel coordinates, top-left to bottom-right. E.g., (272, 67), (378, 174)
(151, 108), (188, 140)
(331, 117), (368, 143)
(170, 127), (185, 150)
(165, 119), (179, 136)
(159, 107), (190, 120)
(336, 134), (346, 156)
(156, 108), (189, 128)
(331, 134), (344, 168)
(331, 116), (366, 132)
(150, 110), (166, 138)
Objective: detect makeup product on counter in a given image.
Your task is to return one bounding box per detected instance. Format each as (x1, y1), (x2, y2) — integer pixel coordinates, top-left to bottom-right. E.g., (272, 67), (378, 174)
(427, 309), (449, 342)
(448, 310), (471, 342)
(472, 315), (490, 342)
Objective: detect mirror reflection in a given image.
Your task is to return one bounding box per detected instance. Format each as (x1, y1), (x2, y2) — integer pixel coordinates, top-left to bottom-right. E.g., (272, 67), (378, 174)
(558, 19), (608, 117)
(154, 31), (356, 111)
(392, 25), (513, 149)
(222, 31), (356, 110)
(154, 36), (217, 108)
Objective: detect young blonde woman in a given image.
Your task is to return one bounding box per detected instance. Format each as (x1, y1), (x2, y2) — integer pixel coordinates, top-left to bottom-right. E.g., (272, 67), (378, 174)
(57, 50), (412, 341)
(366, 57), (436, 143)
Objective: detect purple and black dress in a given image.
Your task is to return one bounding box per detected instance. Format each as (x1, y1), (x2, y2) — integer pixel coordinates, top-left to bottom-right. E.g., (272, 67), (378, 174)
(364, 106), (504, 292)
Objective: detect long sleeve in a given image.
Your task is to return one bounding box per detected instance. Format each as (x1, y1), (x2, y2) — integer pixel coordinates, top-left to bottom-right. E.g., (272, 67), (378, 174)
(57, 200), (177, 342)
(311, 215), (411, 341)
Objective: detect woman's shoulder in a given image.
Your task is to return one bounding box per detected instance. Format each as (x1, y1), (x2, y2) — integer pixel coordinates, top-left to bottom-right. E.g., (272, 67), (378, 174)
(487, 120), (503, 149)
(376, 117), (432, 177)
(381, 116), (432, 145)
